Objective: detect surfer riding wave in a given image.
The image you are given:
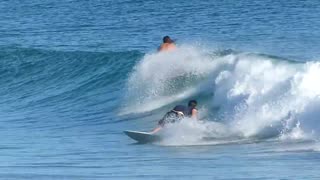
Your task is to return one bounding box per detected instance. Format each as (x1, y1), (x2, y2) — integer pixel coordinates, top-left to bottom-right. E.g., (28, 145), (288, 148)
(151, 100), (198, 134)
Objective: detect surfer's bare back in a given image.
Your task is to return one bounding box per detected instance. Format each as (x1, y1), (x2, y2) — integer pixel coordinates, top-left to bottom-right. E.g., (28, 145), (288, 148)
(158, 36), (176, 52)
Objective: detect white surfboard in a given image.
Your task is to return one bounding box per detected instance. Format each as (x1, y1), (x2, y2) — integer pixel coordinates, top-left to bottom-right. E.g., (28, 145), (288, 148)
(124, 130), (161, 143)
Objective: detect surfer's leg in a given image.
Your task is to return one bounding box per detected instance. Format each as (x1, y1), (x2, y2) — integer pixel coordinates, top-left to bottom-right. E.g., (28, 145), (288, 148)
(150, 126), (162, 134)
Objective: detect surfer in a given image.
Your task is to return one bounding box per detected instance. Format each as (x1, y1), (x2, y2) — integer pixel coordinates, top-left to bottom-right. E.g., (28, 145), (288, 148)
(158, 36), (176, 52)
(150, 100), (198, 134)
(150, 105), (186, 133)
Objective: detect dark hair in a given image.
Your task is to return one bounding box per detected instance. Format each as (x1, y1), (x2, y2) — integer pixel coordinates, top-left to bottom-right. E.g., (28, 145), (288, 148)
(188, 100), (197, 107)
(163, 36), (172, 43)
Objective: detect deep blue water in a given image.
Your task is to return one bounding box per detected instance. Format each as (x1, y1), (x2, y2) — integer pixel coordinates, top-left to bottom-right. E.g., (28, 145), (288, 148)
(1, 0), (320, 179)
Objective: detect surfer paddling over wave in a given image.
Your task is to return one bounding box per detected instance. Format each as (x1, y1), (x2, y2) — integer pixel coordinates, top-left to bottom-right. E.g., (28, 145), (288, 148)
(151, 100), (198, 134)
(158, 36), (176, 52)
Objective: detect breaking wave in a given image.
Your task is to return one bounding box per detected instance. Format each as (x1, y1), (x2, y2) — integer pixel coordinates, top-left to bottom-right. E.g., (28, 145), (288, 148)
(123, 45), (320, 145)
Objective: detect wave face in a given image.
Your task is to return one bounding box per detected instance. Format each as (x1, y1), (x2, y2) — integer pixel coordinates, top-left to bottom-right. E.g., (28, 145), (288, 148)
(123, 46), (320, 145)
(0, 47), (142, 127)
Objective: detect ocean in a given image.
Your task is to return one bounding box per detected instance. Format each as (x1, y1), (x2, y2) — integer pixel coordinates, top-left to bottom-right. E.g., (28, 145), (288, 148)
(1, 0), (320, 179)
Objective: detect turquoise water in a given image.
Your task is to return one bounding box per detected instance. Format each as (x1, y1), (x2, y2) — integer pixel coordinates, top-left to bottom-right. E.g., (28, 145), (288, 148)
(1, 1), (320, 179)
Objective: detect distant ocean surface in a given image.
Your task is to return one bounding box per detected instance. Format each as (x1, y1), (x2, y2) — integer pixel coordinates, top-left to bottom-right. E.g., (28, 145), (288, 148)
(1, 0), (320, 179)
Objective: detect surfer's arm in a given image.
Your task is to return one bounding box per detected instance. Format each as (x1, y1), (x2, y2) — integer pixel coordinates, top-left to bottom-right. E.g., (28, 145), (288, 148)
(158, 44), (164, 52)
(191, 109), (198, 120)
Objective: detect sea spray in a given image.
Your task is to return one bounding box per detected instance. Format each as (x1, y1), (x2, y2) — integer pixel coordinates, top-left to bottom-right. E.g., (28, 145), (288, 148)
(123, 46), (219, 113)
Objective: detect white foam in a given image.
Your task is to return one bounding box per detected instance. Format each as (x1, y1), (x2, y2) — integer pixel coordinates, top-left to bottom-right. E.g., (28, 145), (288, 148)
(156, 119), (244, 146)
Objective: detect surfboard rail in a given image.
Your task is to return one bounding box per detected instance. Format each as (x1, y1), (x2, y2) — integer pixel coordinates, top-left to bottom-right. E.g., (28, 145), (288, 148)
(124, 130), (161, 143)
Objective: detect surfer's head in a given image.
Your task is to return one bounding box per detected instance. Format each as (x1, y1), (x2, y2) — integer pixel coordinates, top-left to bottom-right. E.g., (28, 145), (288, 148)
(188, 100), (197, 108)
(163, 36), (174, 43)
